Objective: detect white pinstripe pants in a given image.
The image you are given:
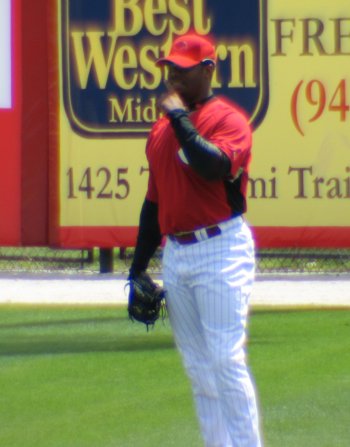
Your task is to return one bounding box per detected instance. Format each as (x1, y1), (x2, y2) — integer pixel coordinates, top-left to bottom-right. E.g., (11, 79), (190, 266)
(163, 217), (263, 447)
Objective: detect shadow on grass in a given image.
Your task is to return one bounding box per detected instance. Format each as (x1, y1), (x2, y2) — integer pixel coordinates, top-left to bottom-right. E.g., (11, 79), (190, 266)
(0, 335), (175, 357)
(0, 316), (122, 330)
(0, 316), (175, 357)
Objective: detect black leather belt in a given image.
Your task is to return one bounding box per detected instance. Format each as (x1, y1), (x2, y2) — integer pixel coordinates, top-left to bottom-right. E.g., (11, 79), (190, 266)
(169, 225), (222, 245)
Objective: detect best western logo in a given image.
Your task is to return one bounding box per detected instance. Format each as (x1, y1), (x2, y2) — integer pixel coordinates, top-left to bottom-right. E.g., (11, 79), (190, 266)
(61, 0), (268, 137)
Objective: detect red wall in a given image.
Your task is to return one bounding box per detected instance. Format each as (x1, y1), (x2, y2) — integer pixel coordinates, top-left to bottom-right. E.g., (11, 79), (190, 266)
(0, 0), (21, 245)
(0, 0), (49, 246)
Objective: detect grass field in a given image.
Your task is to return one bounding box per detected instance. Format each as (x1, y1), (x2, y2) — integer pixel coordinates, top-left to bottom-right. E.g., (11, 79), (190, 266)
(0, 305), (349, 447)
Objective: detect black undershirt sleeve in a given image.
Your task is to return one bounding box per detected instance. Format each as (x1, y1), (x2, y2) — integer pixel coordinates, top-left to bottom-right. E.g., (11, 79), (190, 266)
(167, 109), (231, 181)
(129, 199), (162, 278)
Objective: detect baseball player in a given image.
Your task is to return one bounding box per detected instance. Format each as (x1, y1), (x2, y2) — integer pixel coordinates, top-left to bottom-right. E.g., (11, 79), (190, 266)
(129, 32), (263, 447)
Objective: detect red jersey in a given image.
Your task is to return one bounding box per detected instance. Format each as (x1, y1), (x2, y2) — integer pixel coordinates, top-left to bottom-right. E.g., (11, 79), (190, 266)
(146, 96), (252, 235)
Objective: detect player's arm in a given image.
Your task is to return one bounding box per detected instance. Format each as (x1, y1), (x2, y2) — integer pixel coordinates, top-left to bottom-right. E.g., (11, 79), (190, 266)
(166, 108), (231, 181)
(129, 198), (162, 279)
(167, 109), (231, 181)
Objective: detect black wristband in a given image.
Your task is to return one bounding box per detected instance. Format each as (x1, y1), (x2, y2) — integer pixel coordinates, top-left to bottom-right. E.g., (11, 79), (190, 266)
(167, 109), (189, 120)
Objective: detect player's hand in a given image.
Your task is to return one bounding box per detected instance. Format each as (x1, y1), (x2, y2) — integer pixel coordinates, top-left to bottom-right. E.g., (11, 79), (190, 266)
(157, 90), (187, 114)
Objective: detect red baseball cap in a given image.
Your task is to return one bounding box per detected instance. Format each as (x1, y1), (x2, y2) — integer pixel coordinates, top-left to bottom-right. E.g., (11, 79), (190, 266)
(156, 33), (216, 68)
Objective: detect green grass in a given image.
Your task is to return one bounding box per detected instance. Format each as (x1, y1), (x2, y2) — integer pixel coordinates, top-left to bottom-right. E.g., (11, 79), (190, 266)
(0, 306), (349, 447)
(248, 308), (350, 446)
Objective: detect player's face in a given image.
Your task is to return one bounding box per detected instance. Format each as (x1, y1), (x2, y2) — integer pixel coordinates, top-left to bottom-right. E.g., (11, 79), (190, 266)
(167, 63), (213, 105)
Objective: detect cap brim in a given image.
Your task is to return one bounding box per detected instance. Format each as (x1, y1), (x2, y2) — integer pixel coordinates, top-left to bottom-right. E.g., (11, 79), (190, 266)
(156, 56), (199, 68)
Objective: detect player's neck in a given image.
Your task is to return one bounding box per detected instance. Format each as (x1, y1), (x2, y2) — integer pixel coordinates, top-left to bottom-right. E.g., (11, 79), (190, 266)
(188, 92), (215, 111)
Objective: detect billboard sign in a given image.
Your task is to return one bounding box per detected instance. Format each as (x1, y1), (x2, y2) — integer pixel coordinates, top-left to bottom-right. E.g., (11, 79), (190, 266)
(61, 0), (268, 136)
(51, 0), (350, 248)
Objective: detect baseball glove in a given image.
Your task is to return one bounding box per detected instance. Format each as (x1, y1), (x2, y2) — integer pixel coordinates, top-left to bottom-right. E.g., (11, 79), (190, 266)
(127, 271), (166, 329)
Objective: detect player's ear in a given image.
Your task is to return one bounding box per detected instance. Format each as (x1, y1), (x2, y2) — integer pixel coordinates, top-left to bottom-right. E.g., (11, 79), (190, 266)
(201, 60), (215, 77)
(203, 63), (215, 81)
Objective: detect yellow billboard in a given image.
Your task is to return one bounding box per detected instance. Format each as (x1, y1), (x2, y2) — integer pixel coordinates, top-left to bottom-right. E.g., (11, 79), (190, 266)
(53, 0), (350, 248)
